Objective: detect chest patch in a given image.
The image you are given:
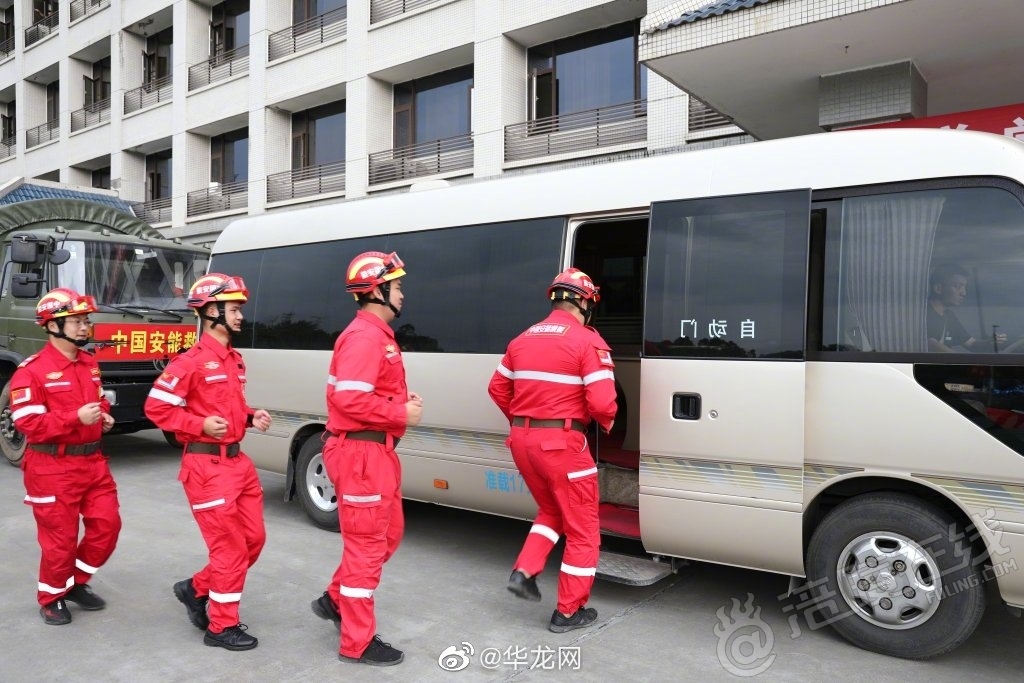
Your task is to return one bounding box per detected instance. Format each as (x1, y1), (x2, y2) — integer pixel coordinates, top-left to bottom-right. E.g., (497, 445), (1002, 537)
(204, 361), (220, 370)
(45, 371), (63, 380)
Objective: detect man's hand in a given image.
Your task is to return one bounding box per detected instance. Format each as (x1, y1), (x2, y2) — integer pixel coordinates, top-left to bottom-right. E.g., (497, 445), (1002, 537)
(203, 416), (229, 439)
(78, 402), (102, 425)
(252, 409), (272, 432)
(100, 413), (115, 433)
(406, 392), (423, 427)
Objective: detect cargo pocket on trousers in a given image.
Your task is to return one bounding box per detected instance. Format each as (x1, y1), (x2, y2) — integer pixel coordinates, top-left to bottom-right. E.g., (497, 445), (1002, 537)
(566, 467), (598, 507)
(341, 493), (385, 536)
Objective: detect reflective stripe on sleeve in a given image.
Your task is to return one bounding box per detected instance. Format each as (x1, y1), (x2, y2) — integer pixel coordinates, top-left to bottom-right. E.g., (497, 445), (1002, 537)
(495, 363), (513, 378)
(582, 370), (615, 385)
(339, 585), (374, 598)
(529, 523), (560, 543)
(147, 388), (186, 406)
(568, 467), (598, 480)
(334, 380), (375, 392)
(12, 405), (46, 420)
(560, 562), (597, 577)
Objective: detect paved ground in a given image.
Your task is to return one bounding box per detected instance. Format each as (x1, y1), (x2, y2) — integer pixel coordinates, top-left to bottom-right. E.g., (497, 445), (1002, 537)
(2, 431), (1024, 682)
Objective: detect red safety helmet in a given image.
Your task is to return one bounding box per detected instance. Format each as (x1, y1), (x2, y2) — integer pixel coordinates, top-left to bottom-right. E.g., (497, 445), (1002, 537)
(187, 273), (249, 308)
(345, 251), (406, 296)
(548, 268), (600, 303)
(35, 288), (98, 326)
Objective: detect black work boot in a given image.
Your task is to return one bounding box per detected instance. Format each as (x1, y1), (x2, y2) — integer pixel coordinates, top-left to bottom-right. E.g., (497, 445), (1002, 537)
(173, 579), (209, 631)
(548, 607), (598, 633)
(40, 598), (72, 625)
(65, 583), (106, 610)
(204, 624), (258, 651)
(507, 570), (541, 602)
(311, 591), (341, 629)
(339, 635), (404, 666)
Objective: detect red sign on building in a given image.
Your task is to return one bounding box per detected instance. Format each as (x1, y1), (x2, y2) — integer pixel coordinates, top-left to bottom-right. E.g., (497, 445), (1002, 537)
(855, 102), (1024, 142)
(91, 323), (197, 361)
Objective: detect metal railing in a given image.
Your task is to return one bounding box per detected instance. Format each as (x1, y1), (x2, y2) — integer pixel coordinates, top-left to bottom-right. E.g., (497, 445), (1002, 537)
(133, 196), (172, 224)
(688, 97), (734, 132)
(371, 0), (441, 24)
(369, 133), (473, 184)
(504, 99), (647, 162)
(0, 36), (14, 59)
(268, 6), (347, 61)
(26, 119), (59, 148)
(25, 11), (58, 47)
(187, 180), (249, 217)
(71, 0), (110, 22)
(124, 74), (173, 114)
(267, 160), (346, 202)
(71, 98), (110, 132)
(188, 44), (250, 91)
(0, 136), (14, 160)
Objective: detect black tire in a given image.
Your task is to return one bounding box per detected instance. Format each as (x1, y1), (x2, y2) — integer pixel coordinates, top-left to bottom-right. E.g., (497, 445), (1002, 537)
(162, 430), (182, 448)
(805, 493), (986, 659)
(0, 383), (26, 467)
(295, 434), (339, 531)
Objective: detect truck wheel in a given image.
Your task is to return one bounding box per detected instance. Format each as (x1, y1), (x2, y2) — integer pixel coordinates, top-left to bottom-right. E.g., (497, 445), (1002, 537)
(0, 384), (26, 467)
(162, 430), (182, 448)
(295, 435), (339, 531)
(805, 493), (986, 659)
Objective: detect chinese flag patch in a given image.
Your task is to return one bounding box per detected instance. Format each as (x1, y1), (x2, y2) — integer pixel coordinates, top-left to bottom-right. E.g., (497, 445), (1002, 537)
(156, 372), (181, 390)
(596, 349), (615, 367)
(11, 387), (31, 405)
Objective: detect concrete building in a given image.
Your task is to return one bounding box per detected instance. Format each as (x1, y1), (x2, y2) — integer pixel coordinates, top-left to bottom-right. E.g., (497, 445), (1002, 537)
(0, 0), (1018, 243)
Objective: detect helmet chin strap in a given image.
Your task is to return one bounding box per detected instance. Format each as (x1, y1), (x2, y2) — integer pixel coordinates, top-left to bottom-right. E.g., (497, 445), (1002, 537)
(362, 282), (401, 318)
(556, 294), (593, 325)
(200, 302), (237, 334)
(47, 319), (89, 348)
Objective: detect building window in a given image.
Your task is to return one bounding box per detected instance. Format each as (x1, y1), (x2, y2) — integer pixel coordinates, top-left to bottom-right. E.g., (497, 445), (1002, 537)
(84, 56), (111, 106)
(527, 21), (647, 120)
(1, 6), (15, 44)
(144, 27), (173, 84)
(146, 150), (172, 200)
(92, 166), (111, 190)
(211, 0), (250, 56)
(33, 1), (58, 22)
(393, 65), (472, 148)
(46, 81), (59, 122)
(2, 100), (15, 141)
(292, 100), (345, 168)
(211, 129), (249, 184)
(294, 0), (346, 22)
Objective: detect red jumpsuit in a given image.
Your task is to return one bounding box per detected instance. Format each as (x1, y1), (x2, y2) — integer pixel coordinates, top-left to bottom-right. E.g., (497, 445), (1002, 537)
(488, 309), (617, 615)
(144, 333), (265, 634)
(323, 310), (408, 659)
(13, 343), (121, 606)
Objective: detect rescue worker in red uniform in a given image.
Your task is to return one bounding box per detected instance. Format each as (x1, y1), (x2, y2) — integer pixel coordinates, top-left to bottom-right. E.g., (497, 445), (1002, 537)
(488, 268), (617, 633)
(14, 288), (119, 625)
(310, 251), (422, 666)
(144, 273), (272, 651)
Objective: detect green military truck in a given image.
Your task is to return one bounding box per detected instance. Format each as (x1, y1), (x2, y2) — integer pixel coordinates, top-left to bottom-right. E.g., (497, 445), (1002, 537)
(0, 198), (210, 466)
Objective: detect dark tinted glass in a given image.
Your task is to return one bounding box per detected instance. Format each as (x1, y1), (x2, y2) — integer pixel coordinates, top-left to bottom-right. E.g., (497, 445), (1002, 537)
(645, 191), (809, 359)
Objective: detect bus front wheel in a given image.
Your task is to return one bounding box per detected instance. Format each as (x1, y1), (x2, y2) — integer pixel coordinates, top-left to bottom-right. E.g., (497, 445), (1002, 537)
(805, 493), (985, 659)
(0, 384), (26, 468)
(295, 435), (340, 531)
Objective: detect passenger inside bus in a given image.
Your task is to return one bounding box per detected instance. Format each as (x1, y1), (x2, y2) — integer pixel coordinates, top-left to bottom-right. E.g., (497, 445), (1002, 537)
(926, 264), (1005, 352)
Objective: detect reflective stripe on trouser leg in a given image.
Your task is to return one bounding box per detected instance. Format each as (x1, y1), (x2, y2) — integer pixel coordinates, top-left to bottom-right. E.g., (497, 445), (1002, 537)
(73, 463), (122, 587)
(324, 439), (403, 659)
(555, 462), (600, 616)
(509, 428), (565, 578)
(24, 455), (80, 606)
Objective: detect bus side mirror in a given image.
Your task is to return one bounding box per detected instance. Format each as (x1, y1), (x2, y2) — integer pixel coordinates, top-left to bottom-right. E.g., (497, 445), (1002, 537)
(11, 272), (43, 299)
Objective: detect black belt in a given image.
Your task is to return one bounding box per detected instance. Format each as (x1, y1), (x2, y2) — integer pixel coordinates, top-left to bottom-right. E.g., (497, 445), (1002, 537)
(185, 442), (240, 457)
(29, 441), (102, 456)
(511, 417), (587, 433)
(326, 430), (400, 448)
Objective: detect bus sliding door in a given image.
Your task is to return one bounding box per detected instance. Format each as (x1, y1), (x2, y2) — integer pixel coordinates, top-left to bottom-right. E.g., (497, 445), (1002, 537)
(639, 190), (810, 575)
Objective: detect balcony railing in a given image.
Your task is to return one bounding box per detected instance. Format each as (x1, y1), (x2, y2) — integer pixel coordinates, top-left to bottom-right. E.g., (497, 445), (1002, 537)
(504, 99), (647, 162)
(0, 36), (14, 59)
(371, 0), (441, 24)
(269, 6), (347, 61)
(71, 98), (110, 132)
(267, 160), (346, 202)
(0, 136), (14, 160)
(26, 119), (59, 148)
(71, 0), (110, 22)
(187, 180), (249, 217)
(133, 196), (172, 224)
(688, 97), (735, 133)
(188, 44), (250, 91)
(25, 11), (58, 47)
(369, 133), (473, 185)
(124, 74), (173, 114)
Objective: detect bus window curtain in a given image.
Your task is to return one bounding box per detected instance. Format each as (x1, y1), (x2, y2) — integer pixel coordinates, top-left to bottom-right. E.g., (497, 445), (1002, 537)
(840, 195), (945, 352)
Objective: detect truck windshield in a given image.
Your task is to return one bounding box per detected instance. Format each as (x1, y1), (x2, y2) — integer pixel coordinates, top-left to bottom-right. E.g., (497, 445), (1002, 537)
(56, 240), (210, 309)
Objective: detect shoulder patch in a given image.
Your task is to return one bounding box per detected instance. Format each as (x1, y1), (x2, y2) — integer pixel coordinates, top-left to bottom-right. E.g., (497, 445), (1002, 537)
(11, 387), (31, 405)
(596, 348), (615, 367)
(156, 371), (182, 391)
(17, 354), (38, 368)
(91, 367), (101, 376)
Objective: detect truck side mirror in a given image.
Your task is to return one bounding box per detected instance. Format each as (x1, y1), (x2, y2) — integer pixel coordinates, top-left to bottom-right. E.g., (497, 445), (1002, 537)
(50, 248), (71, 265)
(10, 233), (43, 265)
(11, 272), (42, 299)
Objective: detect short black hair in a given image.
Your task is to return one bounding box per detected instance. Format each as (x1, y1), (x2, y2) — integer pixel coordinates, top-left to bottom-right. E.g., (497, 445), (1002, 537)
(929, 263), (969, 290)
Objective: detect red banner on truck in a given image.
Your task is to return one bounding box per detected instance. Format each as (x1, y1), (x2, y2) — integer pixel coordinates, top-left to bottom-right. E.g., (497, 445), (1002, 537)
(91, 323), (197, 361)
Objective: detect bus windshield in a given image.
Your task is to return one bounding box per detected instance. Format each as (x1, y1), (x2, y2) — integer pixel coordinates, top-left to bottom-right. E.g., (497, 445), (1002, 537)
(56, 240), (209, 309)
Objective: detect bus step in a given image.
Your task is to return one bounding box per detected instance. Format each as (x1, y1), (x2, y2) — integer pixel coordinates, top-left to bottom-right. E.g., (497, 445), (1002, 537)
(596, 551), (673, 587)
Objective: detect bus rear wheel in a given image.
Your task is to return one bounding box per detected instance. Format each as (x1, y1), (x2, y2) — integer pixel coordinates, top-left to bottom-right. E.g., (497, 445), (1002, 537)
(295, 435), (340, 531)
(0, 384), (26, 467)
(806, 493), (985, 659)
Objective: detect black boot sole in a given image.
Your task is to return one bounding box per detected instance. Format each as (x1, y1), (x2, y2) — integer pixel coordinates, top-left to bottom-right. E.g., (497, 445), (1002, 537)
(203, 635), (258, 651)
(338, 653), (404, 666)
(507, 582), (542, 602)
(173, 582), (209, 632)
(311, 598), (341, 629)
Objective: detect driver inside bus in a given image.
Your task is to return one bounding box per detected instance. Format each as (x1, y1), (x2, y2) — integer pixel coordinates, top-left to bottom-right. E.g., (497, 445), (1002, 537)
(927, 264), (1007, 352)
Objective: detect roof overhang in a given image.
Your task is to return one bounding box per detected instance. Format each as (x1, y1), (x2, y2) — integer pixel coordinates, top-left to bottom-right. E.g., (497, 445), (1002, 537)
(640, 0), (1024, 139)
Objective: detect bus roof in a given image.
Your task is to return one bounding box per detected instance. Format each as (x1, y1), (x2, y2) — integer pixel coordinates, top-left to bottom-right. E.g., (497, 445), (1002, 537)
(214, 129), (1024, 254)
